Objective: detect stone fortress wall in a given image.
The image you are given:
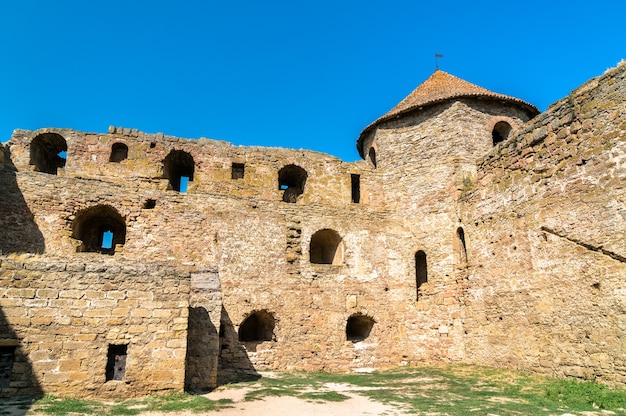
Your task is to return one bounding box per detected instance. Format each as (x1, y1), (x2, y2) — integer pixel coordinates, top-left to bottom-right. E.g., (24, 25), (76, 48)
(0, 62), (624, 398)
(462, 64), (626, 383)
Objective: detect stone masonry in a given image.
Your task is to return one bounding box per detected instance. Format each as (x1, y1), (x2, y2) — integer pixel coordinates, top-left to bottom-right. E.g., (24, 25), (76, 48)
(0, 62), (625, 398)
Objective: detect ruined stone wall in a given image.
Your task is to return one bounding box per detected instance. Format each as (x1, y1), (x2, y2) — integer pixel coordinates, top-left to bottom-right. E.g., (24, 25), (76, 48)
(1, 125), (468, 395)
(7, 128), (379, 208)
(2, 62), (625, 397)
(0, 255), (220, 398)
(462, 62), (626, 385)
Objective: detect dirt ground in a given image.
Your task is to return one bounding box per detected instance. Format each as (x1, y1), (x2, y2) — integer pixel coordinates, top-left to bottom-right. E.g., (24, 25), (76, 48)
(1, 385), (406, 416)
(198, 383), (406, 416)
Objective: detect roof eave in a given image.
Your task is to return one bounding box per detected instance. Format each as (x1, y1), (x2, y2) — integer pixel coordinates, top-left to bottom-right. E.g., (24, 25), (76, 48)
(356, 95), (540, 158)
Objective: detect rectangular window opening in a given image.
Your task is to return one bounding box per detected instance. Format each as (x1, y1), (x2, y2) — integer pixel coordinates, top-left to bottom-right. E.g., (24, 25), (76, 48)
(106, 344), (127, 381)
(351, 174), (361, 203)
(231, 163), (245, 179)
(101, 230), (114, 249)
(179, 176), (189, 193)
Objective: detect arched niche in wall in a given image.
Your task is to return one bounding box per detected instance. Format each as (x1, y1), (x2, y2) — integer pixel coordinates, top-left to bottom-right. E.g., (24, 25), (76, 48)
(415, 250), (428, 300)
(278, 164), (307, 203)
(309, 229), (344, 265)
(238, 310), (275, 343)
(368, 147), (377, 168)
(346, 313), (375, 342)
(162, 149), (195, 192)
(29, 133), (67, 174)
(456, 227), (468, 265)
(72, 204), (126, 254)
(492, 121), (513, 146)
(109, 142), (129, 162)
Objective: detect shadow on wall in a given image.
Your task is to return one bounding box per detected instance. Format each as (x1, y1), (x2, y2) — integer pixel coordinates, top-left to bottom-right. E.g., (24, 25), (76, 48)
(0, 303), (43, 413)
(217, 307), (260, 385)
(185, 306), (219, 392)
(0, 147), (45, 254)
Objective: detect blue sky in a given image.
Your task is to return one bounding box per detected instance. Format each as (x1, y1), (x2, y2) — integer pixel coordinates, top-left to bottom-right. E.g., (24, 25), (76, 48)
(1, 1), (624, 161)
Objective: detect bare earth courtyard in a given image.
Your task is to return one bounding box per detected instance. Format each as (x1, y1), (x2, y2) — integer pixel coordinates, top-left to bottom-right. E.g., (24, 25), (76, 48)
(1, 366), (625, 415)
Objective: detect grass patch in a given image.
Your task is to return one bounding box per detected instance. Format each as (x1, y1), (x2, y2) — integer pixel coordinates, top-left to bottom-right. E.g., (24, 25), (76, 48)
(21, 366), (626, 415)
(544, 377), (626, 410)
(299, 391), (350, 402)
(37, 394), (103, 415)
(31, 392), (232, 415)
(144, 392), (233, 412)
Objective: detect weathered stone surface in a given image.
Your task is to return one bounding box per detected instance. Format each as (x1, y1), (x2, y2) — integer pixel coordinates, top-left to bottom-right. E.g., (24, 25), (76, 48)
(0, 62), (625, 398)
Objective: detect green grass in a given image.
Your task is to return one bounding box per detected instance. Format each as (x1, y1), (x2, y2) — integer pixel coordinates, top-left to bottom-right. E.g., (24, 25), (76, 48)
(234, 365), (626, 415)
(36, 395), (103, 415)
(14, 366), (626, 415)
(31, 392), (233, 415)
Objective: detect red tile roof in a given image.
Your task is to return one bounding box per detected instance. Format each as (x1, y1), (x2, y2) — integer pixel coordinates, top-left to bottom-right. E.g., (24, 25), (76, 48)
(356, 70), (539, 157)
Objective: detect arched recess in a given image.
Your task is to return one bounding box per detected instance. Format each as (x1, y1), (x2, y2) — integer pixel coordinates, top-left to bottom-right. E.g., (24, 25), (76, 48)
(30, 133), (67, 174)
(346, 313), (375, 342)
(163, 150), (195, 192)
(109, 142), (128, 162)
(368, 147), (377, 168)
(310, 229), (344, 265)
(72, 205), (126, 254)
(492, 121), (513, 146)
(415, 250), (428, 300)
(278, 164), (307, 203)
(456, 227), (468, 264)
(238, 310), (275, 343)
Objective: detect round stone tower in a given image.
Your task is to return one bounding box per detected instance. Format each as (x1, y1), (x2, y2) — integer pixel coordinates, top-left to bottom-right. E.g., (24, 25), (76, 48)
(356, 70), (539, 213)
(355, 71), (540, 292)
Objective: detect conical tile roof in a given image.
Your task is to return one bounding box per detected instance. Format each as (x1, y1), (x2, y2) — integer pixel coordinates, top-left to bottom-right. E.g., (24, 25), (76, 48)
(356, 70), (539, 157)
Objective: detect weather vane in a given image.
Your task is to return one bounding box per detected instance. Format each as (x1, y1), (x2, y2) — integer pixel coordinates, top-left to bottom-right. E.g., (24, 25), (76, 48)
(435, 53), (443, 70)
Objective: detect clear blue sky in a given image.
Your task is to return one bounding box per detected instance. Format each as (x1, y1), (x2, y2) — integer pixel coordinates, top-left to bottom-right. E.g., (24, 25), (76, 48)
(1, 1), (624, 161)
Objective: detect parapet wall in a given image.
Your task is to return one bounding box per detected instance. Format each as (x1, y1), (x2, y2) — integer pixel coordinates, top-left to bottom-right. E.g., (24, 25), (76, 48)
(462, 62), (626, 385)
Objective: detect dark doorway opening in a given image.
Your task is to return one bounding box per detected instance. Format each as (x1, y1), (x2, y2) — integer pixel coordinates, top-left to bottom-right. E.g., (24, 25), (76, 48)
(105, 344), (127, 381)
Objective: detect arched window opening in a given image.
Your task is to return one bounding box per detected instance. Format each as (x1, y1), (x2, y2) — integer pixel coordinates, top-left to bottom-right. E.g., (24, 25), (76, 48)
(346, 314), (375, 342)
(457, 227), (468, 264)
(72, 205), (126, 254)
(310, 229), (344, 265)
(278, 164), (307, 203)
(30, 133), (67, 174)
(492, 121), (512, 146)
(415, 250), (428, 300)
(109, 142), (128, 162)
(162, 150), (195, 192)
(238, 310), (275, 342)
(368, 147), (377, 168)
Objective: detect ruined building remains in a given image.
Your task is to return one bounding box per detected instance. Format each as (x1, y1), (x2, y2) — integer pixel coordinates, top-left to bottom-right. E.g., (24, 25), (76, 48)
(1, 63), (625, 398)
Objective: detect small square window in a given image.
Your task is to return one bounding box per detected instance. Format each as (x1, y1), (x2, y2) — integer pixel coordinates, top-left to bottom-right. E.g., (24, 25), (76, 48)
(232, 163), (245, 179)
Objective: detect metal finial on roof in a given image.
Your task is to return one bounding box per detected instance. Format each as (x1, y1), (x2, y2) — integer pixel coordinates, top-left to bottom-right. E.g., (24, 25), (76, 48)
(435, 54), (443, 70)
